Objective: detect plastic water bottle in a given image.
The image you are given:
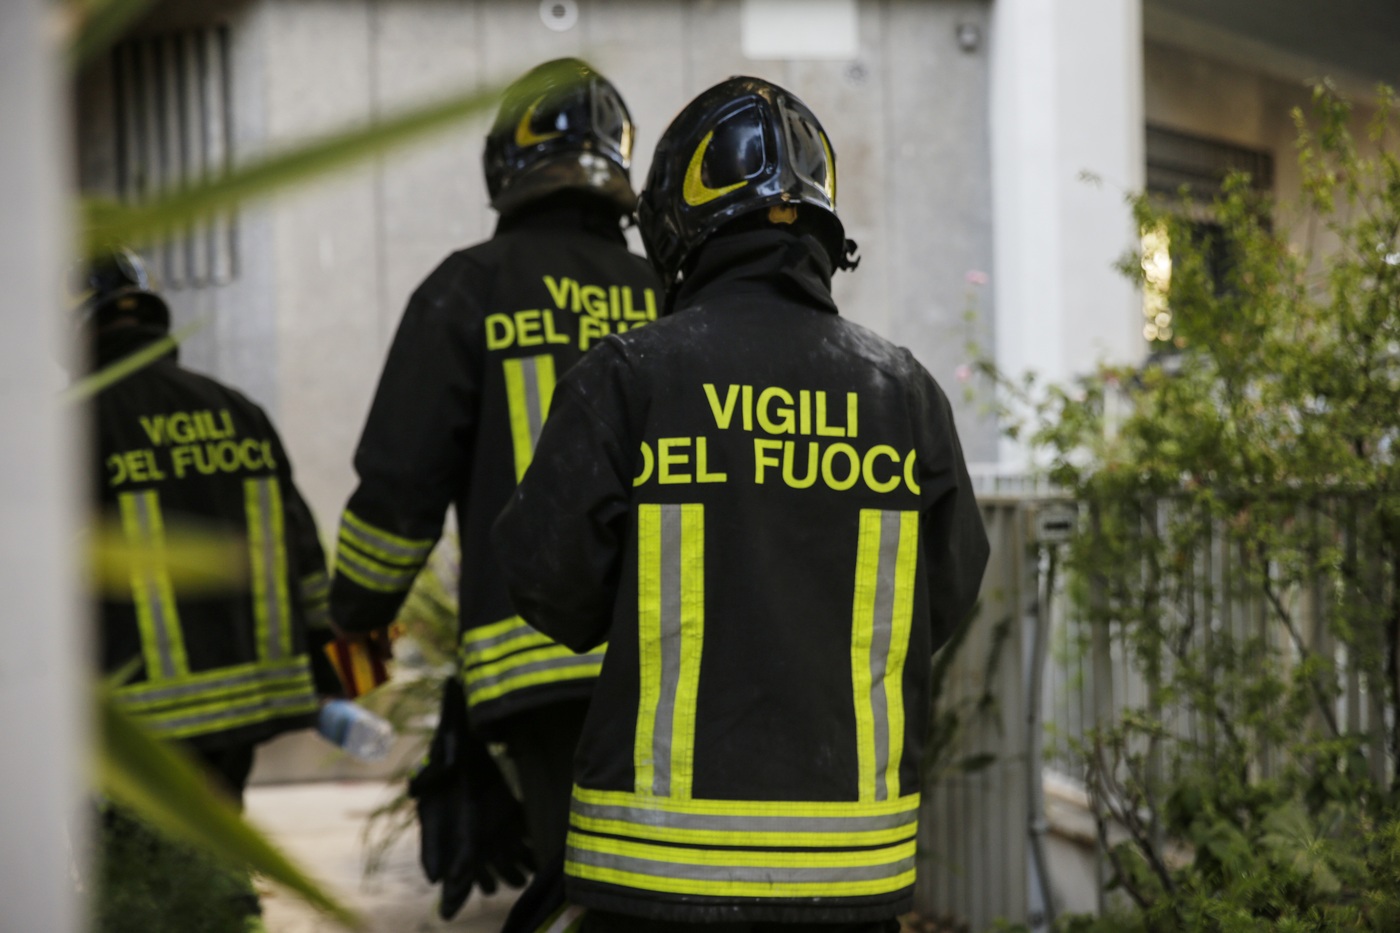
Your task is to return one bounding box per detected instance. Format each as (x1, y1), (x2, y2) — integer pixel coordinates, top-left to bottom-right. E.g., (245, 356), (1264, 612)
(317, 700), (396, 761)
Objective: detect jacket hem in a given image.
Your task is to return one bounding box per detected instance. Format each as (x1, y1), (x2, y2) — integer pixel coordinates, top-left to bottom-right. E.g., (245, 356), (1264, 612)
(564, 878), (911, 924)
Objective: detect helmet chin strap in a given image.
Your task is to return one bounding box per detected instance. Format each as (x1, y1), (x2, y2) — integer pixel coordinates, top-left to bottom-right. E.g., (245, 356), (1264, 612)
(838, 238), (861, 272)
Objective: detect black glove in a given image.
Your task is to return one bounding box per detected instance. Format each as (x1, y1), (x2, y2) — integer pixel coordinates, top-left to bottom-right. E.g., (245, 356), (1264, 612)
(408, 676), (534, 919)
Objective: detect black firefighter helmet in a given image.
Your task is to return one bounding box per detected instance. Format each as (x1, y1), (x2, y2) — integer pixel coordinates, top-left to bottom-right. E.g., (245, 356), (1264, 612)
(637, 76), (855, 296)
(483, 58), (637, 216)
(74, 248), (170, 334)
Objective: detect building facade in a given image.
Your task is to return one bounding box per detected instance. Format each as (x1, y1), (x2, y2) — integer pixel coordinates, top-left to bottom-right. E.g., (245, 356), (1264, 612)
(70, 0), (1400, 926)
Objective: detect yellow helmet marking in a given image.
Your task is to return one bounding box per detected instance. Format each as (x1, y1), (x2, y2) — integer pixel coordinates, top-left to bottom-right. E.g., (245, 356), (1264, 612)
(683, 130), (747, 207)
(820, 131), (837, 203)
(515, 96), (563, 148)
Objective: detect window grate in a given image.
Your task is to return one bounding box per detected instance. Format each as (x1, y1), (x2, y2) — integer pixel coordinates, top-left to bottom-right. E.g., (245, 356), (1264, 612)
(112, 27), (237, 290)
(1146, 124), (1273, 198)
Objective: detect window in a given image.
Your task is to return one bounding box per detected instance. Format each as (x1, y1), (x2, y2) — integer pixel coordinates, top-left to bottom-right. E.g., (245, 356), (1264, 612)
(1141, 127), (1272, 346)
(111, 27), (237, 290)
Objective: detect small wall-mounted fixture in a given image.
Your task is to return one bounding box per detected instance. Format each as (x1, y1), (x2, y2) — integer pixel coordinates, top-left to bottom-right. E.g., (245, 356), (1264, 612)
(956, 22), (981, 53)
(540, 0), (578, 32)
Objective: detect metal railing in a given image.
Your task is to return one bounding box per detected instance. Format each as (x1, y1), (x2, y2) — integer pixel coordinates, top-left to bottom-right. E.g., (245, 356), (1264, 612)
(915, 489), (1397, 930)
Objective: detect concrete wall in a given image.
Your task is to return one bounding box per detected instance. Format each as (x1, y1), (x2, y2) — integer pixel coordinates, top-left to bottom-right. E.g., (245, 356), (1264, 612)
(76, 0), (1000, 530)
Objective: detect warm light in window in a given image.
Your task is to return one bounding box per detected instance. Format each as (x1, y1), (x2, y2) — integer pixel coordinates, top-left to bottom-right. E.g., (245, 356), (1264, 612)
(1142, 224), (1172, 343)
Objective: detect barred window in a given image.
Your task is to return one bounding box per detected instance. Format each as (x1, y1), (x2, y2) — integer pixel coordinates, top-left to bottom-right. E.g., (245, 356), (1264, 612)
(1145, 124), (1274, 197)
(111, 27), (237, 290)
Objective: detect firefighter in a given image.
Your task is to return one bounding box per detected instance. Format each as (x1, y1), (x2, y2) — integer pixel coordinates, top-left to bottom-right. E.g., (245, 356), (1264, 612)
(492, 78), (990, 931)
(328, 58), (661, 914)
(87, 248), (342, 805)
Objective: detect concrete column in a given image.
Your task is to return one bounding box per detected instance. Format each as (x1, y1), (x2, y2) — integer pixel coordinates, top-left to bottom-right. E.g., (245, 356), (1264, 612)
(990, 0), (1145, 465)
(0, 1), (84, 931)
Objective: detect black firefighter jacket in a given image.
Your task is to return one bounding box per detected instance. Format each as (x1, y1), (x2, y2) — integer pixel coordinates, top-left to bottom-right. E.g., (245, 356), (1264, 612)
(330, 198), (661, 735)
(95, 327), (340, 751)
(493, 229), (991, 924)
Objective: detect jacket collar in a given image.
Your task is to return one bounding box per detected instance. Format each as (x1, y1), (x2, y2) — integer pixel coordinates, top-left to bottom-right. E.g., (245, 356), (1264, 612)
(494, 194), (629, 245)
(93, 324), (176, 370)
(671, 229), (838, 316)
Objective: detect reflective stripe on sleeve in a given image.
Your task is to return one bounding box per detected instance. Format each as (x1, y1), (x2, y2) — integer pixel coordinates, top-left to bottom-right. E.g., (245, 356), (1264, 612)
(118, 489), (189, 680)
(460, 619), (604, 708)
(635, 503), (705, 799)
(502, 354), (557, 482)
(338, 510), (434, 564)
(334, 544), (420, 593)
(300, 570), (332, 629)
(851, 509), (919, 803)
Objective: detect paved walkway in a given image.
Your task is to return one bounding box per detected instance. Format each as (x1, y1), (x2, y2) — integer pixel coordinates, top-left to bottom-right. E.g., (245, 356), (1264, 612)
(245, 780), (521, 933)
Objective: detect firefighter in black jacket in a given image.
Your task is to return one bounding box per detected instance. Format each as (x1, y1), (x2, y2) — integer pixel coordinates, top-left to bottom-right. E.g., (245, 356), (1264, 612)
(87, 249), (341, 803)
(329, 58), (661, 907)
(493, 78), (990, 931)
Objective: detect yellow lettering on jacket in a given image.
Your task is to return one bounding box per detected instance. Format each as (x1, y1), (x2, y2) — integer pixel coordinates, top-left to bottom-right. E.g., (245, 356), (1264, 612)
(541, 275), (658, 323)
(635, 437), (728, 487)
(139, 409), (236, 446)
(703, 384), (857, 438)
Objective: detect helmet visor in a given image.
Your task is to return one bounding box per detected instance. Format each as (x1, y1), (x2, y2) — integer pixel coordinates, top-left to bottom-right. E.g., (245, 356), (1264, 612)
(779, 98), (836, 205)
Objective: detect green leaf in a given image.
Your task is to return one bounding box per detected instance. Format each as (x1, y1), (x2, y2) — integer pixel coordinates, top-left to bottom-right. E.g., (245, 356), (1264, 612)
(87, 512), (251, 597)
(64, 0), (159, 71)
(83, 80), (512, 253)
(97, 693), (362, 929)
(61, 319), (207, 403)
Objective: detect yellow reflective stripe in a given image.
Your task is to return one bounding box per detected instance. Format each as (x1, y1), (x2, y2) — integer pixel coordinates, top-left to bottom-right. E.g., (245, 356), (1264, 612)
(568, 812), (917, 849)
(245, 478), (292, 660)
(339, 510), (434, 563)
(573, 784), (921, 820)
(135, 688), (319, 740)
(117, 673), (315, 713)
(851, 509), (919, 802)
(563, 861), (915, 899)
(851, 510), (881, 802)
(460, 616), (556, 664)
(114, 657), (313, 709)
(119, 489), (189, 679)
(463, 645), (604, 706)
(502, 354), (558, 482)
(884, 512), (919, 798)
(635, 503), (706, 798)
(334, 546), (418, 593)
(673, 503), (705, 800)
(635, 504), (662, 795)
(572, 832), (916, 871)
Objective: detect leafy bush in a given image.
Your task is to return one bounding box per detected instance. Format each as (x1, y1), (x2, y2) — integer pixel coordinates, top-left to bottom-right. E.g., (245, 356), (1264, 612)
(94, 807), (253, 933)
(984, 84), (1400, 931)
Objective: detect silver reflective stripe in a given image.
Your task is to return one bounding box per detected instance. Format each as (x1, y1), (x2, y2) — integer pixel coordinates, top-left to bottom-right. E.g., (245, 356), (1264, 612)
(301, 570), (329, 601)
(462, 618), (547, 654)
(650, 504), (685, 797)
(465, 651), (602, 694)
(566, 843), (915, 885)
(570, 798), (918, 835)
(127, 490), (181, 680)
(301, 571), (331, 629)
(868, 510), (902, 801)
(340, 511), (433, 562)
(336, 546), (416, 591)
(141, 690), (317, 736)
(518, 356), (547, 448)
(114, 658), (310, 707)
(249, 477), (288, 660)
